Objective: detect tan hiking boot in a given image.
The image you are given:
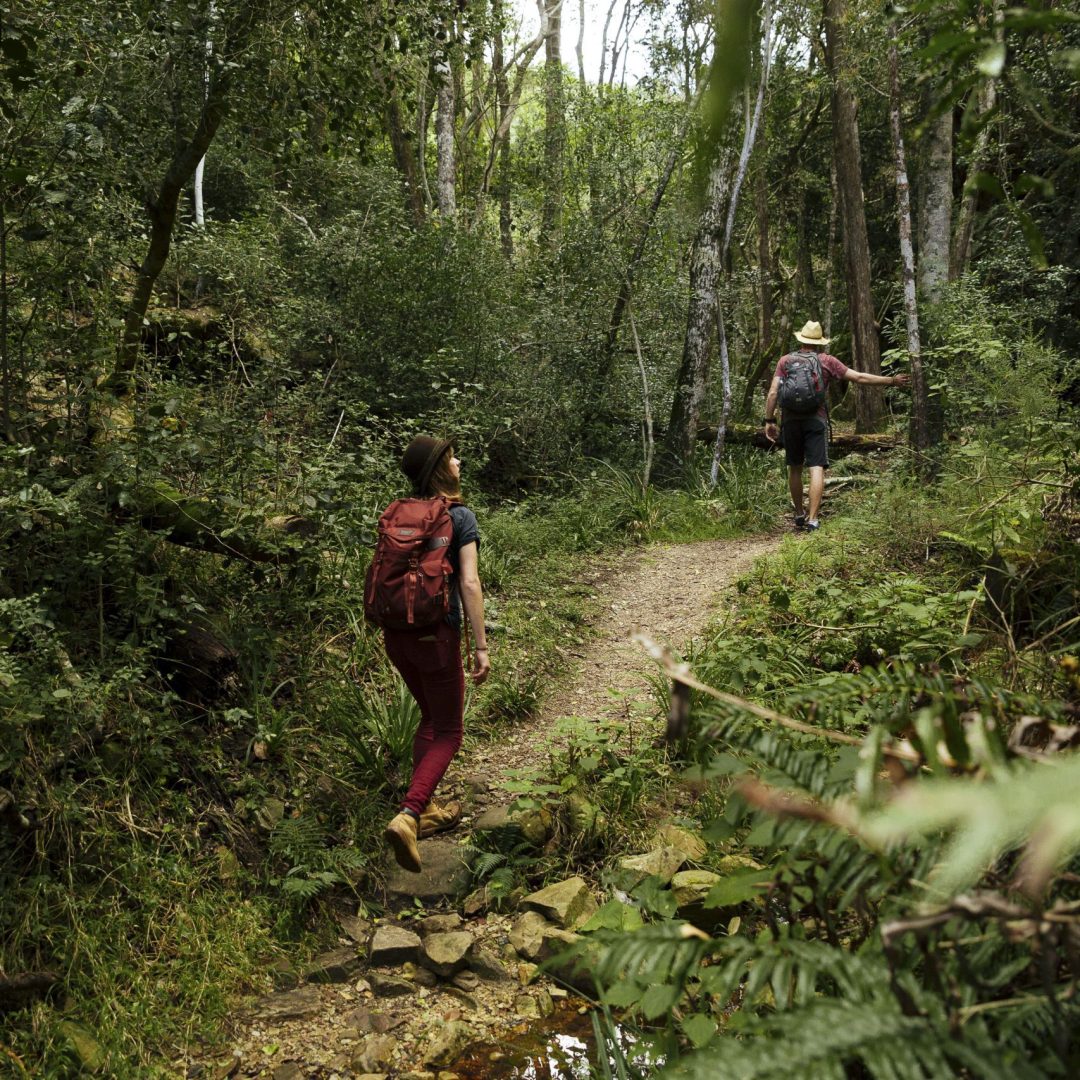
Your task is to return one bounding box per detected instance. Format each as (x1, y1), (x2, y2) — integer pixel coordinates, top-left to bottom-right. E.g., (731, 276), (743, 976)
(418, 799), (462, 839)
(384, 812), (422, 873)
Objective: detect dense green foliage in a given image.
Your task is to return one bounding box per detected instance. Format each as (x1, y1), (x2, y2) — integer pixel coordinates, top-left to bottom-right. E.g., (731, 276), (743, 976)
(1, 0), (1079, 1073)
(570, 319), (1080, 1077)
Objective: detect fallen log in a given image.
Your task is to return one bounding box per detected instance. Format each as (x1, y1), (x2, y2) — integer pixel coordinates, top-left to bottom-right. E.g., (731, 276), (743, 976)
(697, 424), (901, 453)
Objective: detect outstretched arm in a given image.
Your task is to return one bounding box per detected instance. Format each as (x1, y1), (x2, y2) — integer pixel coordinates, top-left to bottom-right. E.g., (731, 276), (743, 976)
(845, 369), (911, 388)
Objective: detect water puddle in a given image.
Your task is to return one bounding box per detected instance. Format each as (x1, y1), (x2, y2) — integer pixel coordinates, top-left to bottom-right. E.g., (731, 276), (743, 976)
(448, 999), (650, 1078)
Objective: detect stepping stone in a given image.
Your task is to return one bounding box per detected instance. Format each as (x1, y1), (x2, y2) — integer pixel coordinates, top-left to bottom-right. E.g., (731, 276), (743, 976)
(386, 840), (472, 901)
(369, 925), (421, 967)
(422, 1020), (474, 1068)
(521, 876), (598, 929)
(303, 946), (363, 984)
(417, 913), (463, 935)
(420, 931), (474, 977)
(508, 911), (549, 960)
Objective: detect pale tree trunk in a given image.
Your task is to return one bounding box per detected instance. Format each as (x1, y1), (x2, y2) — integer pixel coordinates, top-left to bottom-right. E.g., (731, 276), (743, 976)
(493, 12), (513, 256)
(823, 157), (837, 340)
(193, 2), (216, 230)
(950, 0), (1004, 280)
(114, 0), (270, 387)
(482, 4), (548, 253)
(755, 139), (772, 362)
(627, 304), (654, 486)
(667, 151), (731, 466)
(576, 0), (586, 85)
(435, 60), (456, 219)
(417, 66), (434, 211)
(541, 0), (565, 237)
(824, 0), (882, 432)
(598, 0), (619, 88)
(371, 0), (423, 229)
(711, 0), (774, 482)
(916, 90), (952, 302)
(888, 25), (930, 458)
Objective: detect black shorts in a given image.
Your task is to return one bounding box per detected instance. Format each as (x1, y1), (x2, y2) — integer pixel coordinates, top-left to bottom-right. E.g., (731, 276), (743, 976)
(781, 415), (829, 468)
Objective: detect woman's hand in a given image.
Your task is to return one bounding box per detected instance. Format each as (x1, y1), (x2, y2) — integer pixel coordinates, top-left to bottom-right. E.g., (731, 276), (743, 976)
(471, 647), (490, 684)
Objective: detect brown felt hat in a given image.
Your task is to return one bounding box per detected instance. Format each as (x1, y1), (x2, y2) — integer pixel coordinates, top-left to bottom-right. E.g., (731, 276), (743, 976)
(400, 435), (453, 495)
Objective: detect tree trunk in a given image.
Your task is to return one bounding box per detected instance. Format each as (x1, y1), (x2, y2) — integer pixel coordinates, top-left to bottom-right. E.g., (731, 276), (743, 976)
(668, 151), (731, 466)
(435, 46), (457, 220)
(711, 0), (774, 482)
(371, 0), (424, 232)
(575, 0), (586, 86)
(541, 0), (565, 237)
(824, 0), (881, 432)
(824, 156), (837, 340)
(888, 26), (930, 458)
(598, 0), (619, 88)
(755, 142), (772, 366)
(627, 304), (654, 486)
(417, 67), (434, 211)
(193, 1), (216, 231)
(950, 0), (1004, 280)
(385, 80), (425, 226)
(493, 15), (513, 257)
(114, 0), (269, 388)
(0, 199), (10, 441)
(480, 4), (546, 249)
(916, 89), (952, 302)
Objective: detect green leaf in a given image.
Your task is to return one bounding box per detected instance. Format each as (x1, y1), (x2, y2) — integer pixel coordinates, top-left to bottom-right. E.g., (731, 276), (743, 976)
(681, 1012), (716, 1048)
(640, 982), (679, 1020)
(581, 899), (645, 933)
(703, 868), (772, 908)
(602, 980), (641, 1008)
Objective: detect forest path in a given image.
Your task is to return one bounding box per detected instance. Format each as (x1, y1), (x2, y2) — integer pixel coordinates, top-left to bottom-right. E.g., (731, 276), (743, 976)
(447, 533), (782, 802)
(212, 534), (783, 1079)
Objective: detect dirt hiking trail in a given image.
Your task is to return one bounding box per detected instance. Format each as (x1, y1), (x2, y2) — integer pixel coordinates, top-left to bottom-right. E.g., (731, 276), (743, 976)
(210, 534), (782, 1079)
(450, 535), (782, 791)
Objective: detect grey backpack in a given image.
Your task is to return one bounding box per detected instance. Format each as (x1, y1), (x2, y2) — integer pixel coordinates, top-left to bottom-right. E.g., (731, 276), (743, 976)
(777, 350), (827, 415)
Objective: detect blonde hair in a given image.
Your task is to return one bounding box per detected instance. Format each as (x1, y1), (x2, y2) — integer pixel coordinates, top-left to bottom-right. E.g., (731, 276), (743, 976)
(424, 449), (460, 498)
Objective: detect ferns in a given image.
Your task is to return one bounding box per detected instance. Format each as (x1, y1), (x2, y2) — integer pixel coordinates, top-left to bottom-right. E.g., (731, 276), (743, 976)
(665, 998), (1023, 1080)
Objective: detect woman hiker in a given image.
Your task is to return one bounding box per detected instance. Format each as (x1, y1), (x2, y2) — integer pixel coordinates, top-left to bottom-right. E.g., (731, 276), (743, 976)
(382, 436), (490, 873)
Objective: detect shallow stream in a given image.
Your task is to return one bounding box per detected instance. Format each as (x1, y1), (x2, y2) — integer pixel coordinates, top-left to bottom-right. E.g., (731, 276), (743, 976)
(449, 999), (643, 1078)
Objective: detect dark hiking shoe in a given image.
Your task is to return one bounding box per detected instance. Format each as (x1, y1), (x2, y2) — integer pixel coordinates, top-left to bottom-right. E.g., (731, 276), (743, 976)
(384, 812), (422, 873)
(418, 799), (462, 839)
(794, 515), (807, 531)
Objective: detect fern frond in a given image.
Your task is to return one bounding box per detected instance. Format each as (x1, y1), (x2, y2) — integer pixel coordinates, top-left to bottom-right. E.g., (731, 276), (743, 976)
(662, 998), (1026, 1080)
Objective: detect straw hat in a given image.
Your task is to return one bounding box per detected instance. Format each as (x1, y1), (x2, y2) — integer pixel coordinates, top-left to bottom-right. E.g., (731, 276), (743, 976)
(794, 321), (830, 346)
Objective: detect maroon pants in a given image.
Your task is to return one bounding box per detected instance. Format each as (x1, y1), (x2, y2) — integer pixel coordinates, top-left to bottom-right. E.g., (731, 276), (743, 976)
(383, 621), (465, 816)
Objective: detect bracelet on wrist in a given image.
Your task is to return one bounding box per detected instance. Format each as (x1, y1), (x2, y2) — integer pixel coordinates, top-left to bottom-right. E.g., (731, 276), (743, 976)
(763, 418), (776, 425)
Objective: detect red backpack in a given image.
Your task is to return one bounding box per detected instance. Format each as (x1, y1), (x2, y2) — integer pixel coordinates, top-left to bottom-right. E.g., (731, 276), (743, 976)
(364, 497), (455, 629)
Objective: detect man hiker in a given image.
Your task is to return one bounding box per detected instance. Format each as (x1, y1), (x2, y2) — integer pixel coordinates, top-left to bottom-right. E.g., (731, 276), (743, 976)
(764, 321), (911, 531)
